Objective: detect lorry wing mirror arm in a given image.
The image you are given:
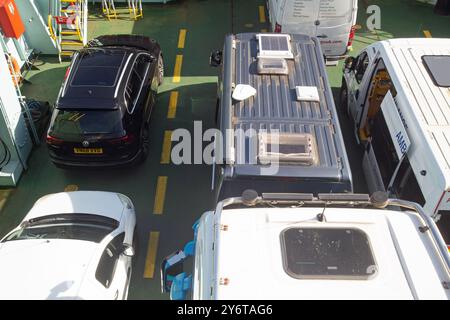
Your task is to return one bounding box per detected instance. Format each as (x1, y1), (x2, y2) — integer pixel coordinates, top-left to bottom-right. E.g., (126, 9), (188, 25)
(344, 56), (355, 70)
(210, 50), (223, 67)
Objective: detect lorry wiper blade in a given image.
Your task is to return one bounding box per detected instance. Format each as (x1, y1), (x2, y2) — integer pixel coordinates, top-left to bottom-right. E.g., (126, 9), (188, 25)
(318, 194), (370, 202)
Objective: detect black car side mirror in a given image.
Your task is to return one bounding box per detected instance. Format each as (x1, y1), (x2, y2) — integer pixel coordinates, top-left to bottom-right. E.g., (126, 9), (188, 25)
(344, 56), (355, 70)
(210, 50), (223, 67)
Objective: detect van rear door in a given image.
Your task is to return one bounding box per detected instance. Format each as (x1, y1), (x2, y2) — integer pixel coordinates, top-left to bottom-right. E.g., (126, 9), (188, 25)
(316, 0), (356, 57)
(280, 0), (318, 36)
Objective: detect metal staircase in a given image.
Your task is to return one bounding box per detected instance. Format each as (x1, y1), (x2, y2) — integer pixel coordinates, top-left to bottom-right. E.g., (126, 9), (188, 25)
(48, 0), (88, 62)
(102, 0), (143, 21)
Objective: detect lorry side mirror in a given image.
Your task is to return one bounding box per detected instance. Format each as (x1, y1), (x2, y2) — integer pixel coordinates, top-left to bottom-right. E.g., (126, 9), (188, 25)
(170, 273), (192, 300)
(160, 240), (195, 294)
(210, 50), (223, 67)
(122, 244), (135, 257)
(344, 56), (355, 70)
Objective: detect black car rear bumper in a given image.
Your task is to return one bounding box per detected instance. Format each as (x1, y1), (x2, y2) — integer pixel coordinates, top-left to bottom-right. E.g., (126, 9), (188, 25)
(49, 149), (142, 168)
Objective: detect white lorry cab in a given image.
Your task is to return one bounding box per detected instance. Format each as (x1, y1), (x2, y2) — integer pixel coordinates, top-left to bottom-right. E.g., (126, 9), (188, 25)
(266, 0), (358, 63)
(340, 38), (450, 246)
(161, 191), (450, 300)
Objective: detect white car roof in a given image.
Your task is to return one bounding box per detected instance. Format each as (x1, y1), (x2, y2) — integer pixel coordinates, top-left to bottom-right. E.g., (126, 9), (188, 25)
(0, 239), (99, 299)
(375, 38), (450, 190)
(213, 206), (450, 300)
(25, 191), (125, 222)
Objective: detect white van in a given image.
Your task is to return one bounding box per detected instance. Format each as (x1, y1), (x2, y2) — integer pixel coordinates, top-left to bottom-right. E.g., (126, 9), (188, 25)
(161, 191), (450, 300)
(340, 38), (450, 246)
(267, 0), (358, 62)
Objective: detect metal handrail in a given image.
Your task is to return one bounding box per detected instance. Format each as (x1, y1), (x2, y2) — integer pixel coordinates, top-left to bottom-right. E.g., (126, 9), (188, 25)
(47, 15), (57, 41)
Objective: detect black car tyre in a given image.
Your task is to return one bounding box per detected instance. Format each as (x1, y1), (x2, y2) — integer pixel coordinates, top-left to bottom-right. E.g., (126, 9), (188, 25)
(157, 54), (164, 85)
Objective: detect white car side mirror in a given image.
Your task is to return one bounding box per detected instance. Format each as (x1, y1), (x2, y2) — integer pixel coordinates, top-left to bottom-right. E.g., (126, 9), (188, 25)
(123, 245), (135, 257)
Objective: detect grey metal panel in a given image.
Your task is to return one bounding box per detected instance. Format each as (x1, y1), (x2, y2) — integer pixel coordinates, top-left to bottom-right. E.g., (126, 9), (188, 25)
(229, 33), (345, 177)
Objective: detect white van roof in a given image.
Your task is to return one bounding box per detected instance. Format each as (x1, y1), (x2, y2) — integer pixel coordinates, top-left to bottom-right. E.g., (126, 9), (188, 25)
(375, 38), (450, 190)
(213, 206), (450, 300)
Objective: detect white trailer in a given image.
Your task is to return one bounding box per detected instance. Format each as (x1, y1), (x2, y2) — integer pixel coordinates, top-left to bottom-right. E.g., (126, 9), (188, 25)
(340, 38), (450, 245)
(161, 192), (450, 300)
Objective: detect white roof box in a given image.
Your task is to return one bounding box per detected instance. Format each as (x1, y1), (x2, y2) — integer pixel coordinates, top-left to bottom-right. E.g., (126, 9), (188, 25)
(295, 86), (320, 103)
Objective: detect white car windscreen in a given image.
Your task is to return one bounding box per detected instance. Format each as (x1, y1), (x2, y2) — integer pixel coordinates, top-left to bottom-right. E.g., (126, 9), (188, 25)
(283, 0), (317, 23)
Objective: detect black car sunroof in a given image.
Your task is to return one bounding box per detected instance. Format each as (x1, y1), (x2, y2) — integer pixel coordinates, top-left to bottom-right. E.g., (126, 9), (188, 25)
(422, 55), (450, 87)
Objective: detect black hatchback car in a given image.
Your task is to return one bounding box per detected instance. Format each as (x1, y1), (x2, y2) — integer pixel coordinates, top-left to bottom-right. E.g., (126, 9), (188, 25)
(47, 35), (164, 168)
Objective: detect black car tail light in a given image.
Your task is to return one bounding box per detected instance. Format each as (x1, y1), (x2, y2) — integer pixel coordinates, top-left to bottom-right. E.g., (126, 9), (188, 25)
(107, 134), (135, 145)
(274, 23), (282, 33)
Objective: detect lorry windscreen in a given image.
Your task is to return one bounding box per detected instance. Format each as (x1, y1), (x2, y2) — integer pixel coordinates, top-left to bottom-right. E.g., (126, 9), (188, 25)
(49, 109), (124, 140)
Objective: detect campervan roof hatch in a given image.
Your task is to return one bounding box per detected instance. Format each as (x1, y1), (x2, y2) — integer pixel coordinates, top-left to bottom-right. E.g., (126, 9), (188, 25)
(258, 132), (319, 166)
(422, 55), (450, 87)
(256, 34), (294, 59)
(281, 227), (378, 280)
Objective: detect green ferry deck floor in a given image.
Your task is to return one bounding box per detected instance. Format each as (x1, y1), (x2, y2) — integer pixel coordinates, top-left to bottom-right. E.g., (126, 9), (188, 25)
(0, 0), (449, 299)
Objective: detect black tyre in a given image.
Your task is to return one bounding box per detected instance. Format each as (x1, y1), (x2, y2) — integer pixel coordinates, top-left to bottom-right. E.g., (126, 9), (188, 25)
(339, 82), (349, 117)
(157, 54), (164, 85)
(137, 125), (150, 164)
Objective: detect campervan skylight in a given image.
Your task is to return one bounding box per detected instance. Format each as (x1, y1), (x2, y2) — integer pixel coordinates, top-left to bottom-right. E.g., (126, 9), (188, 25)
(256, 34), (294, 59)
(258, 132), (319, 166)
(422, 55), (450, 87)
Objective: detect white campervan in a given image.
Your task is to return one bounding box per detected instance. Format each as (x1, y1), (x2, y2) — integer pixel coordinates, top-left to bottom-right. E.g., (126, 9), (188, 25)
(161, 192), (450, 300)
(340, 38), (450, 245)
(267, 0), (358, 62)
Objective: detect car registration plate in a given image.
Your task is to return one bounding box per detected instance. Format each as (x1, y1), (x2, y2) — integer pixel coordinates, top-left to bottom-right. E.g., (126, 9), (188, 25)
(73, 148), (103, 154)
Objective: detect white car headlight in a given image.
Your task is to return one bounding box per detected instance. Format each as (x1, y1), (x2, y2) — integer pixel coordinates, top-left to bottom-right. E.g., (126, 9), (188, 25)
(117, 193), (133, 210)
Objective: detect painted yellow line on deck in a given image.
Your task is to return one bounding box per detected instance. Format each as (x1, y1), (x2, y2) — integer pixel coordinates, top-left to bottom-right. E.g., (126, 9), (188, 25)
(261, 29), (268, 33)
(143, 231), (160, 279)
(160, 131), (173, 164)
(423, 30), (432, 38)
(167, 91), (179, 119)
(173, 55), (183, 83)
(178, 29), (187, 49)
(153, 176), (168, 215)
(258, 5), (266, 24)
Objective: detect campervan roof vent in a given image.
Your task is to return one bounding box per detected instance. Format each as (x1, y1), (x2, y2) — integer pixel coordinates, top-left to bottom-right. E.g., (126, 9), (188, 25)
(258, 132), (319, 166)
(257, 58), (288, 75)
(256, 34), (294, 60)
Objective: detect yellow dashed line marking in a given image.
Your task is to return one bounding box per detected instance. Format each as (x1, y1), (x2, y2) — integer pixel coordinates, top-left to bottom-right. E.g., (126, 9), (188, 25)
(153, 176), (168, 215)
(167, 91), (179, 119)
(64, 184), (79, 192)
(173, 55), (183, 83)
(258, 5), (266, 24)
(143, 231), (160, 279)
(178, 29), (187, 49)
(423, 30), (432, 38)
(261, 29), (268, 33)
(160, 131), (173, 164)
